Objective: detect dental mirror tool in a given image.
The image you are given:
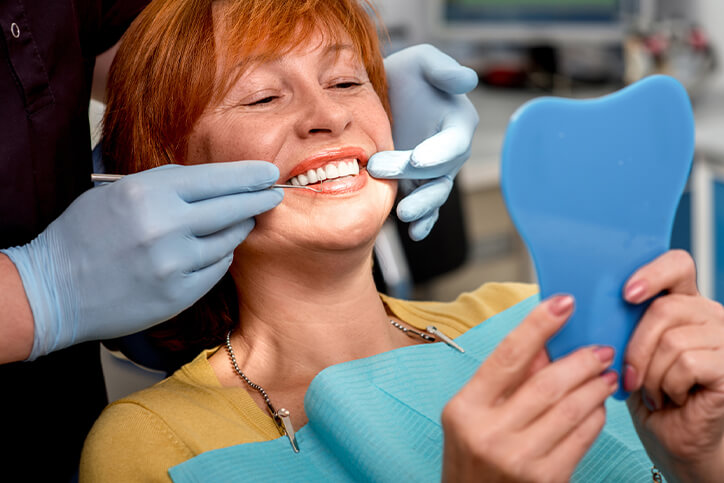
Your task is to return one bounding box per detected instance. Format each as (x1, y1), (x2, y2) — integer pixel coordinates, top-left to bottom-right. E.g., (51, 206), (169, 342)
(90, 173), (323, 192)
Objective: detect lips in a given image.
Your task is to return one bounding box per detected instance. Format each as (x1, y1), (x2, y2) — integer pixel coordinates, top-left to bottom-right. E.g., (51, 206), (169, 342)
(284, 147), (368, 183)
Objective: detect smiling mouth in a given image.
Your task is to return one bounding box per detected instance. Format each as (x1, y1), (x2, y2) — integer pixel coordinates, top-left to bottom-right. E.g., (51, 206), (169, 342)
(286, 158), (362, 187)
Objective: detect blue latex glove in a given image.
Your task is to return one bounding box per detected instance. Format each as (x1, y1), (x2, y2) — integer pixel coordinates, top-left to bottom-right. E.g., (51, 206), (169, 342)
(2, 161), (282, 360)
(367, 44), (479, 241)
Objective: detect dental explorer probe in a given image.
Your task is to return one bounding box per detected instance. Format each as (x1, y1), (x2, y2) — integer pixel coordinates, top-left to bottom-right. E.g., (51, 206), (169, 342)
(90, 173), (323, 192)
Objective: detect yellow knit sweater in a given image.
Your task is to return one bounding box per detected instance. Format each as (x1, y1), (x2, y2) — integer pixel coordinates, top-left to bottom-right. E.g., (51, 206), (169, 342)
(80, 282), (537, 482)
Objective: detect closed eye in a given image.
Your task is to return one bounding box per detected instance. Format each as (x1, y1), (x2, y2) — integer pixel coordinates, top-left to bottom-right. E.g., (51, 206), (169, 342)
(244, 96), (278, 106)
(333, 82), (362, 89)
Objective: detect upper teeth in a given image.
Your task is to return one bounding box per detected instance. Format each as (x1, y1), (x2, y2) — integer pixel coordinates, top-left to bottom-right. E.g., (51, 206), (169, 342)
(289, 159), (360, 186)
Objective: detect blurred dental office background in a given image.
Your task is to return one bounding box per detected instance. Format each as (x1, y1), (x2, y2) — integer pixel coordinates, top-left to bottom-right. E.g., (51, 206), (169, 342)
(93, 0), (724, 401)
(373, 0), (724, 304)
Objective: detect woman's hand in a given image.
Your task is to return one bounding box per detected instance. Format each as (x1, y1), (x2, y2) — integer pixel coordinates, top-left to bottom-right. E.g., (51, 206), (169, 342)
(623, 250), (724, 482)
(441, 295), (618, 482)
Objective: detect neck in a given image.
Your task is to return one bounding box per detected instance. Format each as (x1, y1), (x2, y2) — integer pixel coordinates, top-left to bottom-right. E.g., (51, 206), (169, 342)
(224, 242), (402, 387)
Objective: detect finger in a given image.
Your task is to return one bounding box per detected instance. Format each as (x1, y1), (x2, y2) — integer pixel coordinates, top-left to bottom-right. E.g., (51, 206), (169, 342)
(411, 109), (477, 168)
(527, 370), (616, 457)
(461, 295), (575, 405)
(623, 250), (699, 304)
(164, 161), (279, 202)
(368, 149), (467, 180)
(180, 252), (234, 305)
(624, 294), (712, 393)
(661, 348), (724, 407)
(187, 189), (283, 236)
(417, 46), (479, 94)
(366, 150), (415, 179)
(188, 219), (256, 272)
(503, 346), (615, 429)
(640, 321), (721, 408)
(397, 177), (453, 223)
(408, 209), (438, 241)
(541, 406), (607, 478)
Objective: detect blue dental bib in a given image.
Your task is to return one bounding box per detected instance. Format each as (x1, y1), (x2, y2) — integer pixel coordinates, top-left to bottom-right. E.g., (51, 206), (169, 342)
(169, 296), (654, 482)
(501, 75), (694, 399)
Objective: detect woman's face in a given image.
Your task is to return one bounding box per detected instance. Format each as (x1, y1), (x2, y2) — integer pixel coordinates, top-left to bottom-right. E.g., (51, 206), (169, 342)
(186, 28), (396, 255)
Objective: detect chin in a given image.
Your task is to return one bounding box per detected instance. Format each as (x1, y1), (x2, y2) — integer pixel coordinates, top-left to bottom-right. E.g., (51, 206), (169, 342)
(313, 181), (395, 250)
(248, 181), (395, 256)
(310, 215), (384, 251)
(298, 198), (392, 252)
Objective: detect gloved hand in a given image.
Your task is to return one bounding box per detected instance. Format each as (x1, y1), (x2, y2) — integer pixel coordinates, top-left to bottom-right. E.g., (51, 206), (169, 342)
(1, 161), (282, 360)
(367, 44), (479, 241)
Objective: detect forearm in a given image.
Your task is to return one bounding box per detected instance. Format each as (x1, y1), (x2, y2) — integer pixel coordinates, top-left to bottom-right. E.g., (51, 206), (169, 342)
(0, 253), (34, 363)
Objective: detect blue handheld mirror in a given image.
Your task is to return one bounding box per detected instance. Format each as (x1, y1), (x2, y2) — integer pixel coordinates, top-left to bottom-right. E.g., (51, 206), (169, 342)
(501, 75), (694, 399)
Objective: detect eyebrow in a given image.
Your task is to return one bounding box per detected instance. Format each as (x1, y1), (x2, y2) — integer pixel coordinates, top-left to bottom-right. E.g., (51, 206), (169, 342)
(324, 43), (355, 55)
(232, 42), (356, 73)
(321, 43), (362, 68)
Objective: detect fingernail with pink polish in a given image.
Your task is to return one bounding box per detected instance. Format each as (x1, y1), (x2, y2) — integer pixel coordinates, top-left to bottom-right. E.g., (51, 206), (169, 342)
(594, 346), (615, 364)
(623, 364), (637, 392)
(601, 370), (619, 386)
(625, 280), (646, 303)
(549, 295), (574, 316)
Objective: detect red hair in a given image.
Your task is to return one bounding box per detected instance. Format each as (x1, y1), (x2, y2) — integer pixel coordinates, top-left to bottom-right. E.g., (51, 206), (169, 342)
(103, 0), (389, 174)
(102, 0), (389, 365)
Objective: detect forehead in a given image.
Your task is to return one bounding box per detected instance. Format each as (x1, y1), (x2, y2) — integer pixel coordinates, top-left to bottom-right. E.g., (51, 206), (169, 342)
(247, 34), (360, 72)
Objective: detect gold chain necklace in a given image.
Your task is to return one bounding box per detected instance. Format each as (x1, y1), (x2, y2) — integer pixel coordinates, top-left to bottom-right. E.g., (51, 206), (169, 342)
(224, 320), (464, 453)
(224, 330), (300, 452)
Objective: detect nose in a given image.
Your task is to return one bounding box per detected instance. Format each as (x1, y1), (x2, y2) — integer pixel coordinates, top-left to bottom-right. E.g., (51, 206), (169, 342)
(294, 87), (352, 139)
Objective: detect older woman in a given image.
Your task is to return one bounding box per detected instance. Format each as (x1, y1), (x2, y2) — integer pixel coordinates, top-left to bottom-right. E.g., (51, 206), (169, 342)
(81, 0), (724, 481)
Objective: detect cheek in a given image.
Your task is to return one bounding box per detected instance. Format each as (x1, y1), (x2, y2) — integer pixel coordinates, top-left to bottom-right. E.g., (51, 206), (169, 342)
(187, 116), (289, 165)
(213, 127), (284, 164)
(356, 96), (394, 152)
(377, 123), (394, 152)
(370, 121), (393, 153)
(376, 178), (398, 219)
